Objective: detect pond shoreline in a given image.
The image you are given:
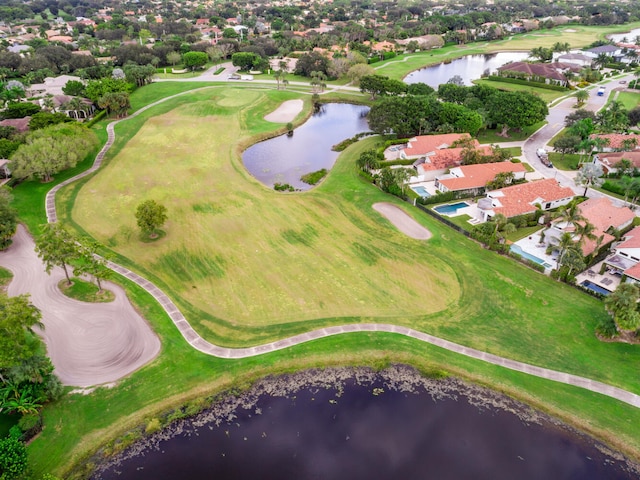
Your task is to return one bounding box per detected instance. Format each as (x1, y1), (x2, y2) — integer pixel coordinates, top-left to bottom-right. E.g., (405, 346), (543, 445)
(90, 365), (640, 479)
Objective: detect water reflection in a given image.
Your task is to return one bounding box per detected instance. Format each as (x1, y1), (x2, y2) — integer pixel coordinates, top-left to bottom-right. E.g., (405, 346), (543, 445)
(93, 367), (638, 480)
(404, 51), (531, 87)
(242, 103), (370, 191)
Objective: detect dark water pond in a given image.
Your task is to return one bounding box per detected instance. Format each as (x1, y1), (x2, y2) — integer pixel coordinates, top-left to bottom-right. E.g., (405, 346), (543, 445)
(404, 51), (531, 87)
(93, 367), (637, 480)
(608, 28), (640, 43)
(242, 103), (370, 191)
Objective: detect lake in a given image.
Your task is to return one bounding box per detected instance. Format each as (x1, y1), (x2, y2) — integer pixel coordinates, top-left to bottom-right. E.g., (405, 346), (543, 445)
(404, 51), (531, 87)
(242, 103), (370, 191)
(92, 366), (638, 480)
(608, 28), (640, 43)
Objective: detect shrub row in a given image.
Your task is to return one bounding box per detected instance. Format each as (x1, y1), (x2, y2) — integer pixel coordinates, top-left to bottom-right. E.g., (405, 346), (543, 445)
(486, 75), (569, 91)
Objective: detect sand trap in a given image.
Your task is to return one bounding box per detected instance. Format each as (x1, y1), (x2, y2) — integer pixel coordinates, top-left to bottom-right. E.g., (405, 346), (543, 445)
(264, 99), (303, 123)
(0, 225), (161, 387)
(564, 29), (577, 32)
(373, 203), (432, 240)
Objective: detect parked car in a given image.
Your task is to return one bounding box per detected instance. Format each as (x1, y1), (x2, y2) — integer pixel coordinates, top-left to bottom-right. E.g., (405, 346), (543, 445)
(597, 87), (606, 96)
(536, 148), (553, 168)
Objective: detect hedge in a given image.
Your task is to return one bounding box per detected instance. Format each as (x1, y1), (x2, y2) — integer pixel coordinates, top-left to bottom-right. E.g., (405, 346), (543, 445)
(486, 75), (569, 92)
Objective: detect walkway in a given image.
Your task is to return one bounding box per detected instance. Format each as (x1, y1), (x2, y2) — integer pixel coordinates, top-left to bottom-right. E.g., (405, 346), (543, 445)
(38, 83), (640, 408)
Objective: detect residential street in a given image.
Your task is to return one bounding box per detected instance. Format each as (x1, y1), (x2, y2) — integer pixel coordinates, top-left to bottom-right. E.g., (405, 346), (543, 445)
(523, 71), (638, 206)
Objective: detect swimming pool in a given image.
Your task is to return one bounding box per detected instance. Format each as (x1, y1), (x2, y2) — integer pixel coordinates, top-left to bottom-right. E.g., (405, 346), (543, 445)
(510, 244), (553, 269)
(433, 202), (469, 215)
(411, 186), (431, 197)
(580, 280), (612, 296)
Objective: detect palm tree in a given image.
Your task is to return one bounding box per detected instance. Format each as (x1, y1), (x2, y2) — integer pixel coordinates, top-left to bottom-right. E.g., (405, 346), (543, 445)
(546, 231), (577, 265)
(575, 220), (597, 246)
(552, 201), (585, 229)
(575, 162), (604, 197)
(605, 282), (640, 338)
(273, 70), (283, 90)
(575, 89), (589, 106)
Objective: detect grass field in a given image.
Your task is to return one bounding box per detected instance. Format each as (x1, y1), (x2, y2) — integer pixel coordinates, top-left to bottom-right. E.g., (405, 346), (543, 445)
(617, 91), (640, 110)
(17, 81), (640, 475)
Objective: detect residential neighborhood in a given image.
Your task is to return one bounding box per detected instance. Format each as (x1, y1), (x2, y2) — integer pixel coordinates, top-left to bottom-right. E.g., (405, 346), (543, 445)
(3, 0), (640, 477)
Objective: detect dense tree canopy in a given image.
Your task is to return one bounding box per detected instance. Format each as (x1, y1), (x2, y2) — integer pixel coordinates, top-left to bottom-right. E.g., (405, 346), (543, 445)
(135, 200), (168, 238)
(0, 294), (42, 369)
(10, 123), (98, 182)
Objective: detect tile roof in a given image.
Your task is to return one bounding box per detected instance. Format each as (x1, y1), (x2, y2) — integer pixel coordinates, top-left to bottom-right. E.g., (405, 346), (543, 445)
(417, 145), (493, 173)
(595, 151), (640, 169)
(437, 162), (526, 191)
(590, 133), (640, 150)
(404, 133), (471, 157)
(488, 178), (574, 218)
(497, 61), (571, 82)
(616, 226), (640, 250)
(578, 197), (635, 233)
(623, 261), (640, 281)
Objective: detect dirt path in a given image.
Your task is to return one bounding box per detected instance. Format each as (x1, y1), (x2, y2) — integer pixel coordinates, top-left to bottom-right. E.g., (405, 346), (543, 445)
(264, 99), (304, 123)
(0, 225), (160, 387)
(373, 202), (432, 240)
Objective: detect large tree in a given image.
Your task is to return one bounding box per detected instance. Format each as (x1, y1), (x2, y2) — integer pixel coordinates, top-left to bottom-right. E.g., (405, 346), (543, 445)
(135, 200), (168, 238)
(294, 51), (330, 77)
(0, 187), (16, 250)
(0, 294), (43, 369)
(97, 92), (131, 118)
(485, 90), (548, 137)
(34, 223), (80, 285)
(10, 123), (98, 182)
(183, 51), (208, 71)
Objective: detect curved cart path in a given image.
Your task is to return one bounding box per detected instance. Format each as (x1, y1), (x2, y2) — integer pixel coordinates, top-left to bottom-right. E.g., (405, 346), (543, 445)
(32, 85), (640, 407)
(0, 226), (160, 387)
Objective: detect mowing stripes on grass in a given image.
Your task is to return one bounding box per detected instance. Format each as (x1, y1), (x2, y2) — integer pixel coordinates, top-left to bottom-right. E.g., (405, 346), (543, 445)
(281, 224), (318, 246)
(155, 248), (226, 281)
(192, 203), (225, 215)
(351, 242), (380, 266)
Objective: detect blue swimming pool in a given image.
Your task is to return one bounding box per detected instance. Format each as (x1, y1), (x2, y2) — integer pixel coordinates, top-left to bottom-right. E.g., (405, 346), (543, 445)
(580, 280), (612, 296)
(433, 202), (469, 215)
(411, 186), (431, 197)
(510, 244), (553, 269)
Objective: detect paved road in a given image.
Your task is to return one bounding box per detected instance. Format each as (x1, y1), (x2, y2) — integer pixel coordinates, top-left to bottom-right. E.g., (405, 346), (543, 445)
(523, 71), (637, 205)
(26, 78), (640, 406)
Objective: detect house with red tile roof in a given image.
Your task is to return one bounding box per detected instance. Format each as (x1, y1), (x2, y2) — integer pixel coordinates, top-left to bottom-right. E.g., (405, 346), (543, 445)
(399, 133), (473, 161)
(590, 133), (640, 152)
(545, 197), (634, 257)
(435, 162), (526, 194)
(396, 133), (495, 180)
(497, 61), (578, 86)
(479, 178), (574, 221)
(593, 151), (640, 173)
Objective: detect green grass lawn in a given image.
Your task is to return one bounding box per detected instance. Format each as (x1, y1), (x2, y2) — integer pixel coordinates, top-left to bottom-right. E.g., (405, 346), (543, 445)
(549, 152), (583, 171)
(59, 278), (115, 303)
(14, 82), (640, 476)
(473, 79), (567, 104)
(617, 91), (640, 110)
(476, 121), (546, 144)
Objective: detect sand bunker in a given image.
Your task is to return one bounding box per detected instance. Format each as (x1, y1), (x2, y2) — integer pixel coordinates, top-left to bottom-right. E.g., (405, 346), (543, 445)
(264, 99), (303, 123)
(373, 203), (432, 240)
(0, 225), (160, 387)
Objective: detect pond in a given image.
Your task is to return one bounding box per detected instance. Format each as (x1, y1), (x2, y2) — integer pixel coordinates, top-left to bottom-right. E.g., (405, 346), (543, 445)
(608, 28), (640, 43)
(242, 103), (370, 191)
(404, 51), (531, 88)
(92, 367), (638, 480)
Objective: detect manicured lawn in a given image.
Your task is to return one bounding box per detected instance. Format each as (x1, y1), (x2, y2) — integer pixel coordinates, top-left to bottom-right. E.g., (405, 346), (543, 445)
(549, 152), (583, 171)
(16, 82), (640, 476)
(473, 79), (566, 104)
(506, 225), (543, 242)
(617, 91), (640, 110)
(59, 278), (115, 303)
(476, 121), (545, 144)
